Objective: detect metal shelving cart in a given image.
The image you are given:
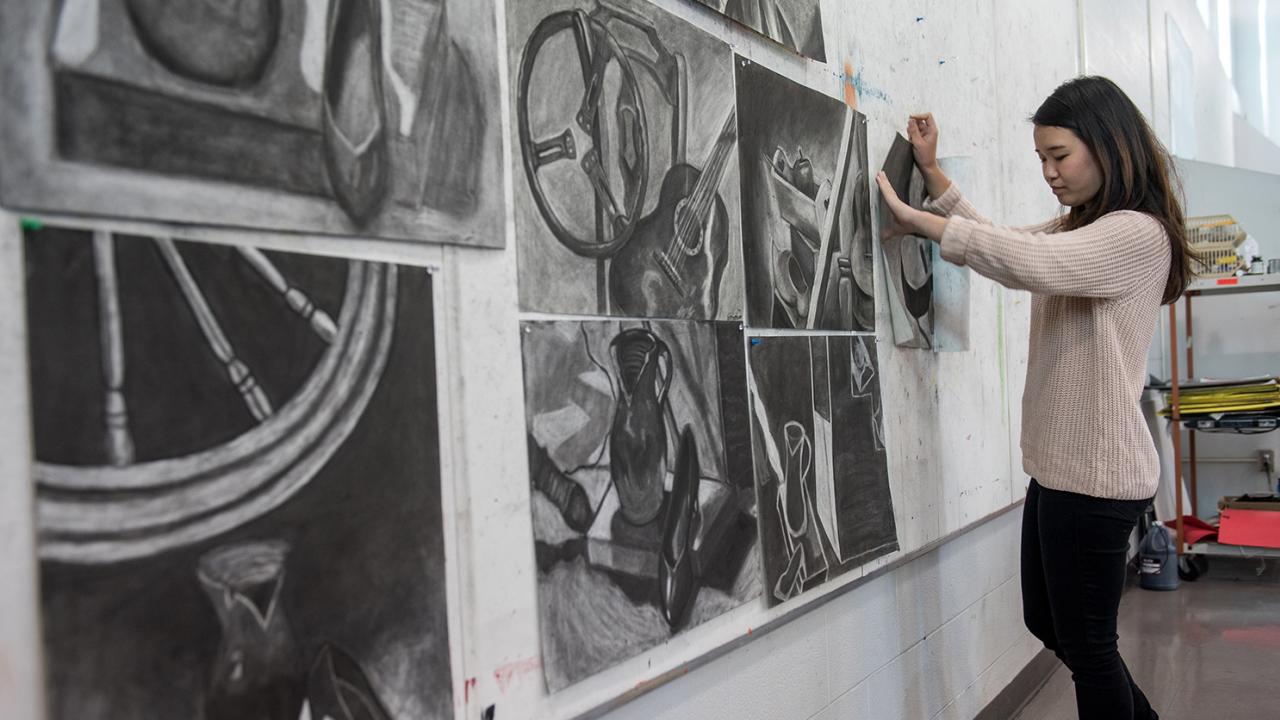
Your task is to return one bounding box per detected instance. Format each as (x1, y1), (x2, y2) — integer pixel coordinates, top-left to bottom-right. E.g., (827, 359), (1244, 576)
(1167, 273), (1280, 564)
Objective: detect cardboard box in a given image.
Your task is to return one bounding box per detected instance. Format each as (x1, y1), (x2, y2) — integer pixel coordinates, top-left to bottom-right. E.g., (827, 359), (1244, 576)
(1218, 508), (1280, 549)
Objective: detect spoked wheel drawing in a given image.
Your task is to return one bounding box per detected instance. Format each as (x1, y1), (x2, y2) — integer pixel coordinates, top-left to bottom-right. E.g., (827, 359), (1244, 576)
(29, 230), (397, 564)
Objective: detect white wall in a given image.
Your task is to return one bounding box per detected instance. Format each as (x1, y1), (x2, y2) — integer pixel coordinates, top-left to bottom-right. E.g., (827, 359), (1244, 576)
(604, 507), (1038, 720)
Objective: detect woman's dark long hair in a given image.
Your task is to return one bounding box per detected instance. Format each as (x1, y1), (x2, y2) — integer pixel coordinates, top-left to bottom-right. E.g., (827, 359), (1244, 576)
(1032, 76), (1196, 304)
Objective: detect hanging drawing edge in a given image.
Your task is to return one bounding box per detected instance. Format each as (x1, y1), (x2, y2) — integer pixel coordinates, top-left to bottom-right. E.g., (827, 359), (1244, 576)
(685, 0), (828, 64)
(11, 212), (467, 717)
(0, 1), (508, 249)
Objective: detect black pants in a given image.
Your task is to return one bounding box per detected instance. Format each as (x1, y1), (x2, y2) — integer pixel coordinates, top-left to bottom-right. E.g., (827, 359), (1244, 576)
(1022, 479), (1158, 720)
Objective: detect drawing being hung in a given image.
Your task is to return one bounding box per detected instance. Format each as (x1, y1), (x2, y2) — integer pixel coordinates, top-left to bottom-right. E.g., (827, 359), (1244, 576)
(25, 224), (454, 719)
(510, 0), (744, 320)
(0, 0), (503, 246)
(521, 319), (759, 690)
(690, 0), (826, 62)
(748, 335), (898, 605)
(736, 58), (875, 331)
(880, 133), (935, 348)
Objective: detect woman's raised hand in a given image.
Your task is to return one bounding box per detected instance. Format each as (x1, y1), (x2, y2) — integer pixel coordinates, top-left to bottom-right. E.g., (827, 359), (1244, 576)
(907, 113), (952, 200)
(907, 113), (939, 171)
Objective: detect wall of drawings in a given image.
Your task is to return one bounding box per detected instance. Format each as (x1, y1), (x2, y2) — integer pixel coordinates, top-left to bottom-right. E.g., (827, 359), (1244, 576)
(508, 0), (902, 704)
(0, 0), (1037, 719)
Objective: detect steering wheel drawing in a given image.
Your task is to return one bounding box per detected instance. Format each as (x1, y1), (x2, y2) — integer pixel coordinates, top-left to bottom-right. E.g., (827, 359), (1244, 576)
(32, 232), (397, 564)
(517, 8), (650, 258)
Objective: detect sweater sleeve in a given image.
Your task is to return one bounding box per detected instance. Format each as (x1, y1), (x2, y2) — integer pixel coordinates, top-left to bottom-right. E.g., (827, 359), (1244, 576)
(922, 183), (989, 223)
(923, 184), (1059, 233)
(939, 210), (1168, 298)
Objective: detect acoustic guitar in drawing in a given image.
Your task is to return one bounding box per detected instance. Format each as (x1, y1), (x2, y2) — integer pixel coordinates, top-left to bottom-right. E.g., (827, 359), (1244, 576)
(609, 109), (737, 320)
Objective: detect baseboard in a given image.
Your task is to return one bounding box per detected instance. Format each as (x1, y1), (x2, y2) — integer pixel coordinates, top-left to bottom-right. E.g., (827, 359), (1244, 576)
(973, 648), (1058, 720)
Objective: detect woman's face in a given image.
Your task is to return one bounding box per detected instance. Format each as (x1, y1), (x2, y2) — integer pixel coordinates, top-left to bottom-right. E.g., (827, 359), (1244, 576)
(1033, 125), (1103, 207)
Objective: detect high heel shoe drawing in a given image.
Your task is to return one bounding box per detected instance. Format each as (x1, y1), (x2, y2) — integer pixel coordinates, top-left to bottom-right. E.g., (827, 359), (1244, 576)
(660, 426), (702, 631)
(900, 238), (933, 331)
(322, 0), (389, 226)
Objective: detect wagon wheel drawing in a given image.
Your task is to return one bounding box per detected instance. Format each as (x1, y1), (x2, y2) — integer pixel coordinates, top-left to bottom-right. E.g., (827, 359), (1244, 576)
(32, 231), (397, 564)
(517, 7), (650, 258)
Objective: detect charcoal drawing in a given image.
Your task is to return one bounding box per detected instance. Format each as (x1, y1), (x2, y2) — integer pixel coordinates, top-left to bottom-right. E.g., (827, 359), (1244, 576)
(510, 0), (744, 320)
(747, 335), (897, 606)
(521, 319), (759, 690)
(736, 58), (875, 331)
(0, 1), (504, 246)
(690, 0), (826, 62)
(880, 132), (935, 348)
(25, 224), (453, 719)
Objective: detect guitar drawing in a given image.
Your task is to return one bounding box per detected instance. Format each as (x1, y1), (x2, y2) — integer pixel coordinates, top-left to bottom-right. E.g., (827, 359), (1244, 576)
(610, 109), (737, 320)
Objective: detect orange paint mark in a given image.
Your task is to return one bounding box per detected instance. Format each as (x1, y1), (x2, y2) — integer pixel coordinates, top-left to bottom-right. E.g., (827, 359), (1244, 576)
(843, 59), (858, 110)
(493, 657), (541, 694)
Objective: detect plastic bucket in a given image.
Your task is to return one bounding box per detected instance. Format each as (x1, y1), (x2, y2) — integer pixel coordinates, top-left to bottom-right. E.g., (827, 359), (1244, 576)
(1139, 524), (1179, 591)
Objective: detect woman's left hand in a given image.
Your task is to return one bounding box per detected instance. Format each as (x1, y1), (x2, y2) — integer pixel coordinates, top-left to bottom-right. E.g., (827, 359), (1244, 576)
(875, 171), (949, 242)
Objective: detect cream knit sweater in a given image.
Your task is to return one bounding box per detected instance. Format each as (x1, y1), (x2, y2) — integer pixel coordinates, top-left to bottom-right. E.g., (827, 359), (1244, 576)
(926, 184), (1168, 500)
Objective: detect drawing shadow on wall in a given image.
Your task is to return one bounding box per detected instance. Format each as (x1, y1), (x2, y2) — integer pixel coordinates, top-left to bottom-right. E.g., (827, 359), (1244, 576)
(736, 58), (875, 331)
(880, 133), (934, 348)
(509, 0), (744, 320)
(521, 319), (759, 690)
(25, 225), (453, 719)
(691, 0), (826, 62)
(748, 335), (897, 606)
(0, 0), (503, 245)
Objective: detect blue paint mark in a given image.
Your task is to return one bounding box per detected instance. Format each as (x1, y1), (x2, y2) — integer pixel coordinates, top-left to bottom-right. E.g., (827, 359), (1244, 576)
(938, 59), (946, 65)
(846, 66), (890, 103)
(750, 338), (761, 345)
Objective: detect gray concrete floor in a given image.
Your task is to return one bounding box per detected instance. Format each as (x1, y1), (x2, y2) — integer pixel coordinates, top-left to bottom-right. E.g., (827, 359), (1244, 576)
(1014, 557), (1280, 719)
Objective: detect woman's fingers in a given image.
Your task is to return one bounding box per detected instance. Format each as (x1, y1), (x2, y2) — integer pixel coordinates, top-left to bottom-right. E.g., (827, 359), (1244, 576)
(876, 172), (914, 238)
(875, 170), (895, 198)
(876, 172), (905, 213)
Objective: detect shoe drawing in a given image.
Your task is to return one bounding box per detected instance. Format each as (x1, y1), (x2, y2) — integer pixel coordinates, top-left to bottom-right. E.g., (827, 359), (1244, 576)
(322, 0), (389, 226)
(659, 426), (702, 631)
(900, 238), (933, 321)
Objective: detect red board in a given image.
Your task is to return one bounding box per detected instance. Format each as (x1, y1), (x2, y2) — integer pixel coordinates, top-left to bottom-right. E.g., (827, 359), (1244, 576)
(1218, 509), (1280, 549)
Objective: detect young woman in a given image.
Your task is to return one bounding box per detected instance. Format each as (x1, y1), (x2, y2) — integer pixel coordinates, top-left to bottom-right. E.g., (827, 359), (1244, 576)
(876, 76), (1196, 720)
